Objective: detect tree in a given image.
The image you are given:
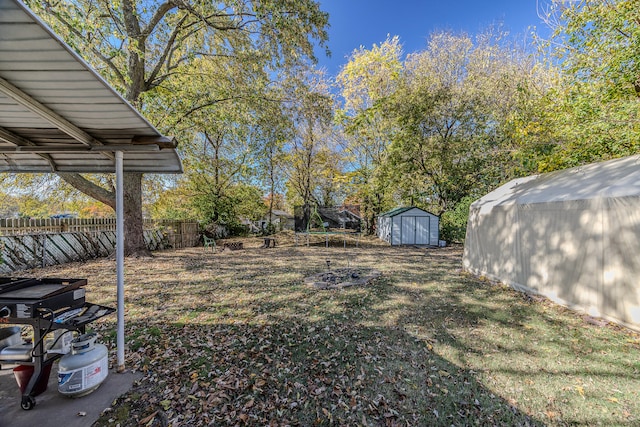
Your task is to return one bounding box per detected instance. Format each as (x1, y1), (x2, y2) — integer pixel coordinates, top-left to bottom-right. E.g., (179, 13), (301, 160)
(386, 30), (533, 215)
(25, 0), (329, 255)
(282, 69), (338, 226)
(249, 90), (291, 235)
(0, 192), (20, 218)
(526, 0), (640, 172)
(152, 51), (285, 231)
(540, 0), (640, 98)
(336, 36), (403, 233)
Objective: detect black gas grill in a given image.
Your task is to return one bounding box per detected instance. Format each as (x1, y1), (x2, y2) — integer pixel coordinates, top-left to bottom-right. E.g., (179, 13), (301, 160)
(0, 277), (114, 410)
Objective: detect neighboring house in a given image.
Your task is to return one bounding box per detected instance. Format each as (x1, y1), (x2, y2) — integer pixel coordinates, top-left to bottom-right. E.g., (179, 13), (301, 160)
(257, 210), (294, 231)
(294, 205), (362, 232)
(377, 207), (440, 246)
(317, 207), (361, 230)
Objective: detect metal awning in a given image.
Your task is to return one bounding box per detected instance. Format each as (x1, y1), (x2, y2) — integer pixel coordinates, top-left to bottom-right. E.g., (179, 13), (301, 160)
(0, 0), (184, 372)
(0, 0), (182, 173)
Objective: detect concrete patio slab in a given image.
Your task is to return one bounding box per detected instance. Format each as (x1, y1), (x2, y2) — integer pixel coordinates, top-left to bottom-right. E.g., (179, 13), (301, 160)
(0, 362), (141, 427)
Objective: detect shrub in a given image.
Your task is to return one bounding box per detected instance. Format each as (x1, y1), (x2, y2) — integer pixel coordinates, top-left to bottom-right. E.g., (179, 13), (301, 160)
(440, 196), (475, 243)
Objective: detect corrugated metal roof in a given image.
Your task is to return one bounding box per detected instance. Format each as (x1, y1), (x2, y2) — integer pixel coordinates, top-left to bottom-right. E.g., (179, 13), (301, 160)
(378, 206), (439, 218)
(378, 207), (415, 217)
(0, 0), (182, 173)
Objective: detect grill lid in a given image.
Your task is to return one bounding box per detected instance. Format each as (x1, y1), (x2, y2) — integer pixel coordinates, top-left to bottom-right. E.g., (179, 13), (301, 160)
(0, 277), (86, 300)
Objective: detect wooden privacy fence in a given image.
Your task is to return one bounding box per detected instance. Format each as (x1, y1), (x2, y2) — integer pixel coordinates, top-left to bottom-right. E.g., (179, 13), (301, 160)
(0, 219), (200, 274)
(153, 220), (200, 250)
(0, 217), (118, 234)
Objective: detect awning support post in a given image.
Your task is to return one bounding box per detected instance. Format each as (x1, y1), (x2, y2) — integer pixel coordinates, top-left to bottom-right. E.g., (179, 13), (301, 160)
(116, 151), (125, 372)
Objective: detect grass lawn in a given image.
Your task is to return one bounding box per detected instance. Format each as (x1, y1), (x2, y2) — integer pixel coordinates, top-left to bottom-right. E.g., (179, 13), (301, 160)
(25, 233), (640, 426)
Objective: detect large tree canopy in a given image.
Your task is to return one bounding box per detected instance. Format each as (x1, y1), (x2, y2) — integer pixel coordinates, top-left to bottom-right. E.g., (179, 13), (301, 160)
(542, 0), (640, 97)
(24, 0), (329, 255)
(336, 36), (403, 233)
(528, 0), (640, 172)
(385, 31), (533, 214)
(12, 0), (640, 248)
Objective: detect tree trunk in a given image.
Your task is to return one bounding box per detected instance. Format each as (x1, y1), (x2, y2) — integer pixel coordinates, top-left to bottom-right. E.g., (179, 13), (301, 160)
(58, 171), (151, 257)
(122, 172), (151, 257)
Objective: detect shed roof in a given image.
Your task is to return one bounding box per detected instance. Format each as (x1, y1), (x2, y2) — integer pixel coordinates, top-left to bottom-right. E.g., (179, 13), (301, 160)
(379, 206), (437, 217)
(0, 0), (182, 174)
(379, 207), (414, 217)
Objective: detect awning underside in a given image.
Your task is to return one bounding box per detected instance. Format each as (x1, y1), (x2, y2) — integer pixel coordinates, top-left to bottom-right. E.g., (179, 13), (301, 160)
(0, 0), (182, 174)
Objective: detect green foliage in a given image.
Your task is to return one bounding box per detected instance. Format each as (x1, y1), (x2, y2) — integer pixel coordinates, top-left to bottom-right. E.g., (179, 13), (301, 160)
(16, 0), (640, 240)
(187, 181), (264, 225)
(19, 0), (330, 251)
(553, 0), (640, 98)
(335, 36), (403, 233)
(149, 185), (193, 220)
(0, 191), (20, 218)
(520, 0), (640, 173)
(26, 0), (330, 104)
(440, 196), (475, 243)
(385, 31), (530, 213)
(283, 69), (342, 209)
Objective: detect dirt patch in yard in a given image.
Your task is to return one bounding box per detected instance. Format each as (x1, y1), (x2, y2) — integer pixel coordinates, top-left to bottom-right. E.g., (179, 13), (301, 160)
(304, 267), (381, 289)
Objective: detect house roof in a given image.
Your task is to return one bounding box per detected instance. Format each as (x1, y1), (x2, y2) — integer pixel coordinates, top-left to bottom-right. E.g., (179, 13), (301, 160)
(271, 209), (293, 218)
(338, 209), (361, 220)
(0, 0), (182, 174)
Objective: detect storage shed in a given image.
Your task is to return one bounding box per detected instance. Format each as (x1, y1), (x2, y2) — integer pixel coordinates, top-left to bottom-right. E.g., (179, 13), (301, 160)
(463, 155), (640, 331)
(377, 207), (439, 246)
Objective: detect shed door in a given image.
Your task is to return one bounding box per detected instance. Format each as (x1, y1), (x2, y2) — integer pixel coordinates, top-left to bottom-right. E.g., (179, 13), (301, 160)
(415, 216), (430, 245)
(401, 216), (415, 244)
(400, 216), (430, 245)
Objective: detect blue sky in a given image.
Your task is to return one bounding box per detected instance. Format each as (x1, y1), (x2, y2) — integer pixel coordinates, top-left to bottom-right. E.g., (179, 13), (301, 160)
(315, 0), (549, 77)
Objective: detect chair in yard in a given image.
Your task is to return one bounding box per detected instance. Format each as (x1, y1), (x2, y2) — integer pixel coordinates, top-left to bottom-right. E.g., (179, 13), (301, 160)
(203, 236), (216, 252)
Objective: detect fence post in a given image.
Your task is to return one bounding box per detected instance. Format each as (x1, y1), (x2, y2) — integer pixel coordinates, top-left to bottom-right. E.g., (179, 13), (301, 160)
(41, 234), (46, 268)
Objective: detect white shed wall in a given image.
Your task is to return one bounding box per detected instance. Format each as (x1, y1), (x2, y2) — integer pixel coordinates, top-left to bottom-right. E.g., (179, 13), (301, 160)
(377, 216), (392, 243)
(429, 215), (439, 245)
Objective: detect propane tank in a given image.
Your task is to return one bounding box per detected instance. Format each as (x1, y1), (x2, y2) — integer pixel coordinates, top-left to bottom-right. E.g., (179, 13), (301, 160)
(57, 333), (108, 397)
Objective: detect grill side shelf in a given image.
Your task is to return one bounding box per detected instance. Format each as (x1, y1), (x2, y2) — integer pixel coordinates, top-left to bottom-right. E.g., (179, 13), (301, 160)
(54, 303), (115, 329)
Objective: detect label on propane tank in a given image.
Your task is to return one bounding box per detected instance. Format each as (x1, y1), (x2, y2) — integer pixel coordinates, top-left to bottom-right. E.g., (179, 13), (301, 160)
(58, 356), (108, 394)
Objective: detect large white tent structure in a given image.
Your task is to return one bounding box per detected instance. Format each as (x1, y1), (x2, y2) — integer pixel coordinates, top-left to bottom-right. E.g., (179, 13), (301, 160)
(463, 155), (640, 331)
(0, 0), (182, 370)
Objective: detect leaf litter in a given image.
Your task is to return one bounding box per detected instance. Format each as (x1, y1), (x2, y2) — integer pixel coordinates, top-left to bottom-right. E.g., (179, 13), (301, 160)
(20, 237), (640, 426)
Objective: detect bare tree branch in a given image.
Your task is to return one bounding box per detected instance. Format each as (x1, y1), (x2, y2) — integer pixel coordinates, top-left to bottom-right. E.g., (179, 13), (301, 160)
(58, 173), (115, 209)
(147, 14), (190, 90)
(142, 1), (177, 37)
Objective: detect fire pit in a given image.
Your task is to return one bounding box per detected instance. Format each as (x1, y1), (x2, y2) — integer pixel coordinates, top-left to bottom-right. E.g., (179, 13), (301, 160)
(304, 267), (381, 290)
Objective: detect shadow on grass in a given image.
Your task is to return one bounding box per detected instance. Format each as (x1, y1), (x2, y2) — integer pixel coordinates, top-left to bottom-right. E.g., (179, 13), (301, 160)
(23, 244), (640, 426)
(94, 317), (542, 426)
(84, 246), (544, 426)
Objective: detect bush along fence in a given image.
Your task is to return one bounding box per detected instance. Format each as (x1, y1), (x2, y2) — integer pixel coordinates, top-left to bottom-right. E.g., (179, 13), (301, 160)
(0, 219), (200, 274)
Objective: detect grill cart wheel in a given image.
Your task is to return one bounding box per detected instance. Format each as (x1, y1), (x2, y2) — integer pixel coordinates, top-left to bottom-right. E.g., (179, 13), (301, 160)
(21, 395), (35, 410)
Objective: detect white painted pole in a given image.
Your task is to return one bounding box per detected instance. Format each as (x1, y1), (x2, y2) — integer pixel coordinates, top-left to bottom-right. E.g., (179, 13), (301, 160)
(115, 151), (125, 372)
